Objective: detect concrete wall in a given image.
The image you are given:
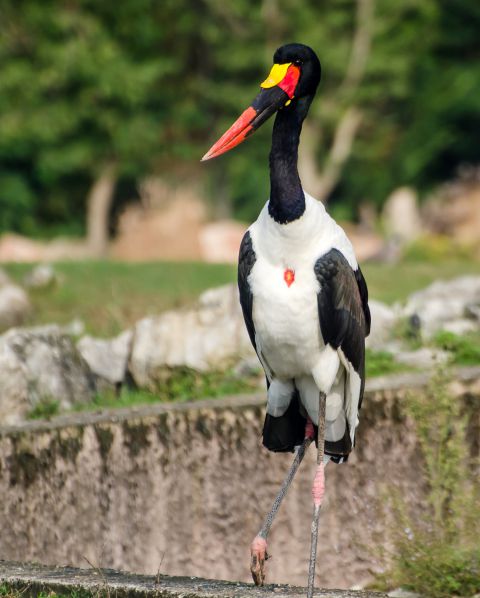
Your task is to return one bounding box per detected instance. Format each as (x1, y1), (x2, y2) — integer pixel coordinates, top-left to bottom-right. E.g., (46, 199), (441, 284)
(1, 369), (479, 590)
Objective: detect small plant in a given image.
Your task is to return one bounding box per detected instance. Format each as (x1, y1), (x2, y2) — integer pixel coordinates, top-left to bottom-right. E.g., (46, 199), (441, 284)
(27, 398), (60, 420)
(433, 330), (480, 366)
(365, 348), (415, 378)
(376, 367), (480, 597)
(74, 366), (261, 413)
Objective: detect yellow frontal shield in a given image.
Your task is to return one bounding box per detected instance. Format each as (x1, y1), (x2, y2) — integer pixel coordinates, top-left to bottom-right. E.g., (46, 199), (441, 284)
(260, 63), (292, 89)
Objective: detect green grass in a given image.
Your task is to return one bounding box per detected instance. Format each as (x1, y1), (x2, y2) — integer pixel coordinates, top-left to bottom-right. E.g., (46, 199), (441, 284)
(0, 585), (93, 598)
(4, 261), (236, 337)
(25, 367), (262, 419)
(433, 331), (480, 366)
(361, 258), (480, 305)
(75, 367), (261, 413)
(366, 348), (415, 378)
(27, 398), (61, 420)
(3, 257), (479, 337)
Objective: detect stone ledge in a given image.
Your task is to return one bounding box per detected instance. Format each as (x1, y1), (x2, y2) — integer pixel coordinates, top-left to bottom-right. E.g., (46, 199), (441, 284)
(0, 561), (387, 598)
(0, 365), (479, 436)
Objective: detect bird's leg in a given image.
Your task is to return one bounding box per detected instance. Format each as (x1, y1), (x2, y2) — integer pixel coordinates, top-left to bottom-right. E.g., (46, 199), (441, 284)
(250, 421), (314, 586)
(306, 392), (327, 598)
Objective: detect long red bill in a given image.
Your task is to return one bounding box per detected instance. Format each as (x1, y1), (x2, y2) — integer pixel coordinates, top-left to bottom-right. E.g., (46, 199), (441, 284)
(201, 106), (257, 161)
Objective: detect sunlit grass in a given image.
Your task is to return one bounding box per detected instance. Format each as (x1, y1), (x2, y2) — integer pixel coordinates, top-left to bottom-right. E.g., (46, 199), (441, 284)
(361, 257), (480, 305)
(3, 257), (479, 337)
(4, 261), (236, 337)
(26, 367), (261, 419)
(433, 331), (480, 366)
(365, 348), (415, 378)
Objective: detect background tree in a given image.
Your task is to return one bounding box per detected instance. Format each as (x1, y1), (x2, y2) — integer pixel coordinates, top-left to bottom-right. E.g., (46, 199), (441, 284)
(0, 0), (478, 242)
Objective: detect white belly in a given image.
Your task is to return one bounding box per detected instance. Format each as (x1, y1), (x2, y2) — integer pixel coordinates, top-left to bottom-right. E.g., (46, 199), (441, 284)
(250, 257), (323, 378)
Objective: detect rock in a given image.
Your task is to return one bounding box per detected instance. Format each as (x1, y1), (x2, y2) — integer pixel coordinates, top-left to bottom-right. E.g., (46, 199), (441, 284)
(130, 284), (255, 388)
(62, 318), (85, 337)
(340, 223), (385, 263)
(111, 182), (207, 261)
(0, 284), (31, 330)
(382, 187), (422, 244)
(365, 300), (399, 350)
(394, 347), (449, 369)
(199, 220), (247, 264)
(403, 276), (480, 337)
(442, 318), (478, 336)
(23, 263), (57, 288)
(422, 175), (480, 245)
(232, 355), (263, 378)
(0, 233), (89, 262)
(387, 590), (422, 598)
(0, 326), (96, 424)
(77, 329), (133, 387)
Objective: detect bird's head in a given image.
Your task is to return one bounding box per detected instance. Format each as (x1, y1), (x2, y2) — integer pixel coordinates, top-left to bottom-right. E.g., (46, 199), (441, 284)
(201, 43), (321, 161)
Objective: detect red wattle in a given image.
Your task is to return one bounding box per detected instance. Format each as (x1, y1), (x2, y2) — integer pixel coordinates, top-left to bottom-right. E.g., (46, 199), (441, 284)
(278, 65), (300, 99)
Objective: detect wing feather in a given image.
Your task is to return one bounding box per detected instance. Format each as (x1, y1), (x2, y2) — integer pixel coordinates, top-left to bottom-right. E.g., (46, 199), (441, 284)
(314, 248), (369, 408)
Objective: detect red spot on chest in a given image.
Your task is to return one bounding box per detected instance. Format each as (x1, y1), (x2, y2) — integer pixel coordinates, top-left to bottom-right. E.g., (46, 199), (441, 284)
(284, 268), (295, 287)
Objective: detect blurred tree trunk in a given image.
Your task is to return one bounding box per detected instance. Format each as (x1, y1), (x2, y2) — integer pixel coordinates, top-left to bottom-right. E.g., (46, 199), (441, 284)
(299, 0), (374, 203)
(86, 164), (117, 258)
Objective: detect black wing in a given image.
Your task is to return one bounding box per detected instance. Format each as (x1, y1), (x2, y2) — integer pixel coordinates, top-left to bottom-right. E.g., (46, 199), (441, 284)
(314, 248), (370, 404)
(237, 230), (257, 351)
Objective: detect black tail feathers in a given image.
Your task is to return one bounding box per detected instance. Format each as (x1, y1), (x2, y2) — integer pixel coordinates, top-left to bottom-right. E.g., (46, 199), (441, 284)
(262, 391), (306, 453)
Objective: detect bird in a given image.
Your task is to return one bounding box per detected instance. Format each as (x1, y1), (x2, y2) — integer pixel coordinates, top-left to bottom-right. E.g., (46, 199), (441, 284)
(202, 43), (370, 597)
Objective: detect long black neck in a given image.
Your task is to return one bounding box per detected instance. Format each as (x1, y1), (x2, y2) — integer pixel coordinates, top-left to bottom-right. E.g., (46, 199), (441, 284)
(268, 95), (313, 224)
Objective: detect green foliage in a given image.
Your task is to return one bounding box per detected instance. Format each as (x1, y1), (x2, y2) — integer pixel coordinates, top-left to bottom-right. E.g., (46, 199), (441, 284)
(0, 1), (479, 233)
(74, 367), (260, 413)
(376, 368), (480, 597)
(365, 348), (414, 378)
(28, 398), (60, 420)
(0, 585), (93, 598)
(433, 331), (480, 366)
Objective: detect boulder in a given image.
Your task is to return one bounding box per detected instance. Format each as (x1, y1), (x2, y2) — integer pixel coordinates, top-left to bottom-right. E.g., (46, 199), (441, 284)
(382, 187), (422, 244)
(0, 326), (96, 424)
(403, 276), (480, 337)
(365, 300), (399, 350)
(77, 329), (133, 387)
(199, 220), (247, 264)
(129, 284), (255, 388)
(394, 347), (449, 369)
(23, 263), (57, 288)
(0, 284), (31, 330)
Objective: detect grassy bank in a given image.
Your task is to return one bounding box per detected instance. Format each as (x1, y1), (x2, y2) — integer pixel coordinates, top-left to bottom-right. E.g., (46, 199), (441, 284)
(4, 257), (479, 337)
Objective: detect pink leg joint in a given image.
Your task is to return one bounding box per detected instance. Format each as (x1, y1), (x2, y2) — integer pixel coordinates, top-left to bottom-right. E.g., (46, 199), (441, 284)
(251, 535), (267, 558)
(312, 462), (325, 507)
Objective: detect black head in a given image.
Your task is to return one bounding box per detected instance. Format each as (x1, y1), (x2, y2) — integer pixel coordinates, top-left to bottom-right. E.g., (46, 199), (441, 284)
(202, 43), (321, 161)
(273, 43), (321, 98)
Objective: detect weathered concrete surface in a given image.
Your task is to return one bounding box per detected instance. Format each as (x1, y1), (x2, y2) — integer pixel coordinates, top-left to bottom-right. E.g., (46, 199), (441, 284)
(0, 368), (479, 591)
(0, 560), (387, 597)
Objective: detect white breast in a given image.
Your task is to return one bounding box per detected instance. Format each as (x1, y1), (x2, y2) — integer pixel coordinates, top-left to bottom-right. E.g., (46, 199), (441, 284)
(248, 192), (357, 380)
(249, 251), (322, 378)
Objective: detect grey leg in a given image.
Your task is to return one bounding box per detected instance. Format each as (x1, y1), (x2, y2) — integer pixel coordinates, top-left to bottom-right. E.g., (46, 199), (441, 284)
(251, 432), (313, 586)
(307, 392), (327, 598)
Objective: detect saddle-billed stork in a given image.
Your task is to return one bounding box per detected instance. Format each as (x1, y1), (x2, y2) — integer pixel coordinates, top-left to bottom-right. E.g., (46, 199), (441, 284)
(202, 43), (370, 597)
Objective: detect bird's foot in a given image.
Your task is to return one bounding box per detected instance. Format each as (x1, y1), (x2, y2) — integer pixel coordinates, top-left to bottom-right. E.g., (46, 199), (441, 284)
(250, 535), (268, 586)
